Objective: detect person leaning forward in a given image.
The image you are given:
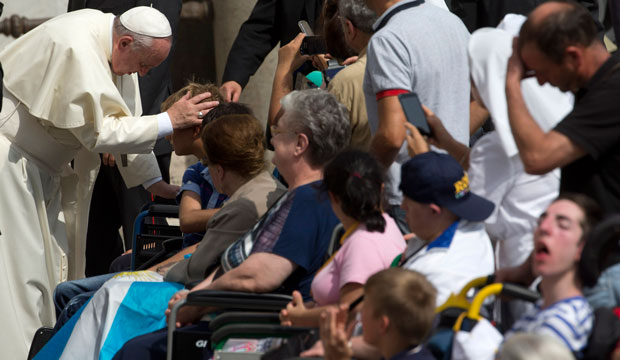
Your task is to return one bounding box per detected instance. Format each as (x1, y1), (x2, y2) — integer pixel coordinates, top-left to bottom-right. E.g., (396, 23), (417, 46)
(506, 0), (620, 214)
(0, 7), (217, 359)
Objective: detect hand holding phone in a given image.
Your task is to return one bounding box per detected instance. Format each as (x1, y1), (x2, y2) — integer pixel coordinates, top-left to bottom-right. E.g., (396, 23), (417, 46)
(298, 20), (327, 55)
(398, 92), (431, 136)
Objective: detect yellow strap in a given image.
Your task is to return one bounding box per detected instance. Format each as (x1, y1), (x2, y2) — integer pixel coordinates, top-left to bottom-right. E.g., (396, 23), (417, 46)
(452, 312), (468, 332)
(316, 221), (360, 274)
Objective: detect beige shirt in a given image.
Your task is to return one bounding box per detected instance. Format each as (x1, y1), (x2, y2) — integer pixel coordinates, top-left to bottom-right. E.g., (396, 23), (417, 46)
(327, 49), (371, 151)
(164, 170), (287, 284)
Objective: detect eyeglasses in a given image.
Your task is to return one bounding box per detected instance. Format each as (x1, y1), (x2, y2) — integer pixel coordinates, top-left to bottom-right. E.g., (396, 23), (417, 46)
(270, 125), (297, 137)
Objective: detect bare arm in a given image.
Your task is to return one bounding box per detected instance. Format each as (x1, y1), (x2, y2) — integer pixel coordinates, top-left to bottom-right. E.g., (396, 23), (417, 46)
(268, 33), (311, 126)
(178, 191), (220, 233)
(469, 99), (489, 136)
(506, 39), (585, 174)
(186, 252), (297, 294)
(280, 283), (364, 327)
(148, 243), (198, 274)
(370, 96), (407, 168)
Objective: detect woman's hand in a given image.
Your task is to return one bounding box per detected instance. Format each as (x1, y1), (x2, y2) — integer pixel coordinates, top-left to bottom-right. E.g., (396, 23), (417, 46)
(165, 289), (205, 328)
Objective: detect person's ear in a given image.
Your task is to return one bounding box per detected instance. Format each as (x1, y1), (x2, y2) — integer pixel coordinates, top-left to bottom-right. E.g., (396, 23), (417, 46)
(213, 164), (224, 181)
(379, 314), (390, 334)
(564, 46), (583, 72)
(192, 125), (202, 138)
(294, 132), (310, 156)
(575, 239), (586, 262)
(118, 35), (134, 50)
(346, 19), (356, 39)
(429, 203), (442, 215)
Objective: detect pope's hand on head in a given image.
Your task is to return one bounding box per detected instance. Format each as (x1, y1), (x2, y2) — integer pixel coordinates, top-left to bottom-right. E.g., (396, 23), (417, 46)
(167, 91), (219, 130)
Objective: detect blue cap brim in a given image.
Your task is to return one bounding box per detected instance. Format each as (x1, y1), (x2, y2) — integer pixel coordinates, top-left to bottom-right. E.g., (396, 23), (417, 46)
(443, 193), (495, 222)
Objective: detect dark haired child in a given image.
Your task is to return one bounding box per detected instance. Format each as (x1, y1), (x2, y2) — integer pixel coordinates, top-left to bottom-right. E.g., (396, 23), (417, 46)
(280, 150), (405, 327)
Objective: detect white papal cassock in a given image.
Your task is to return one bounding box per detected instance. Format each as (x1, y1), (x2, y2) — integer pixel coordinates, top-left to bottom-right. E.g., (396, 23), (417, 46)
(0, 9), (164, 358)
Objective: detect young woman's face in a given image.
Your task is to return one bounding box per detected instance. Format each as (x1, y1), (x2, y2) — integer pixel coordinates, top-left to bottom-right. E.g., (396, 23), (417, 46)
(532, 199), (585, 278)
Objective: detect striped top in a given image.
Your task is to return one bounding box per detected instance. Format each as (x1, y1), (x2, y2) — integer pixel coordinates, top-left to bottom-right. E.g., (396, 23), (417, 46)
(507, 296), (593, 353)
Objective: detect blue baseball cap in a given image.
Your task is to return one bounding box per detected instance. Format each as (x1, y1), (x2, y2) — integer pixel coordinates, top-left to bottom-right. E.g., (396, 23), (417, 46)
(399, 152), (494, 222)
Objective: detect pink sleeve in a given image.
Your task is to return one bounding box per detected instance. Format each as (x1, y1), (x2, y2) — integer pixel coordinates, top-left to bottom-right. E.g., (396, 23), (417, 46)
(336, 233), (392, 289)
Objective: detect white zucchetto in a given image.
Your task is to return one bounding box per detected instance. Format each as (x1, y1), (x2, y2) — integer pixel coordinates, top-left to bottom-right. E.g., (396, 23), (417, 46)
(119, 6), (172, 38)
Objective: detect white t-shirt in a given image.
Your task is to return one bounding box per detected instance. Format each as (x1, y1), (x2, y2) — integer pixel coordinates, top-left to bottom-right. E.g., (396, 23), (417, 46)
(402, 220), (494, 306)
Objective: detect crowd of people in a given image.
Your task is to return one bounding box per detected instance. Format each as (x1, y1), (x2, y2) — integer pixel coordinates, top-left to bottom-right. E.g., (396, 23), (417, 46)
(1, 0), (620, 359)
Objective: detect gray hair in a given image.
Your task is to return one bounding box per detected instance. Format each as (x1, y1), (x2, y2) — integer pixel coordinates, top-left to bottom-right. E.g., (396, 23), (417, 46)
(497, 333), (576, 360)
(338, 0), (378, 34)
(280, 89), (351, 167)
(113, 17), (156, 50)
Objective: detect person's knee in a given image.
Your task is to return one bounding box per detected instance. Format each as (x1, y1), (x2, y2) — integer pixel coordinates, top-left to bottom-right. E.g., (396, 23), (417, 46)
(53, 281), (77, 312)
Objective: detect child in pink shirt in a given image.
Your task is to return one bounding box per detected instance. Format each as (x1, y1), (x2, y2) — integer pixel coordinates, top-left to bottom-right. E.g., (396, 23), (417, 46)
(280, 150), (406, 326)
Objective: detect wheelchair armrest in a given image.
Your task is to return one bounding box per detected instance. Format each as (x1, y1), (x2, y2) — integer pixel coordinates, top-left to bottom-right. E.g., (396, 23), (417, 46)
(185, 290), (293, 312)
(209, 312), (281, 331)
(167, 291), (293, 360)
(134, 237), (184, 271)
(501, 283), (540, 303)
(211, 323), (314, 347)
(148, 204), (180, 218)
(162, 237), (183, 252)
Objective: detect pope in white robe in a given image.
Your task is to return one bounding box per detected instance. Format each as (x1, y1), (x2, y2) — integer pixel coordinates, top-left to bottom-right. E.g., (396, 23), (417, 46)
(0, 7), (214, 358)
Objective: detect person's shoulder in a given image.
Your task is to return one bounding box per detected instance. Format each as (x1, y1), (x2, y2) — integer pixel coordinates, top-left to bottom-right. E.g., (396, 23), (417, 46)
(547, 296), (592, 317)
(538, 297), (593, 332)
(456, 220), (489, 236)
(328, 62), (365, 95)
(187, 161), (206, 172)
(250, 171), (286, 196)
(294, 181), (323, 197)
(182, 162), (205, 180)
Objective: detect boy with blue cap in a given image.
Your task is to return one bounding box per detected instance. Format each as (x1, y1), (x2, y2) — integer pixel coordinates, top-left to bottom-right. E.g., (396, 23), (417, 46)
(398, 152), (495, 306)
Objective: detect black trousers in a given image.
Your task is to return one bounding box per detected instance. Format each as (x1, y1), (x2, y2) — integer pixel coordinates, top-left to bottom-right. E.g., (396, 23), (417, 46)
(85, 153), (171, 276)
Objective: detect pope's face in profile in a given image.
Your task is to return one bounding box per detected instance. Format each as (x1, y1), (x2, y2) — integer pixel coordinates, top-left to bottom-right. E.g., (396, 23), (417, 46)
(111, 36), (171, 77)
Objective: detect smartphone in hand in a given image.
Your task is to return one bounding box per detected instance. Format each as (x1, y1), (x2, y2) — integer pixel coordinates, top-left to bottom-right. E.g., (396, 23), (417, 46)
(398, 92), (431, 136)
(298, 20), (327, 55)
(300, 36), (327, 55)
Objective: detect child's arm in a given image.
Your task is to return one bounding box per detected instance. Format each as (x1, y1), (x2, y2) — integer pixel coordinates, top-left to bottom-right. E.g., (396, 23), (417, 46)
(280, 284), (364, 327)
(179, 191), (220, 233)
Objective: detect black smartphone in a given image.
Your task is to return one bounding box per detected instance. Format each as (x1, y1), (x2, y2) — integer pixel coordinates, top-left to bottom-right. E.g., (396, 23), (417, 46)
(300, 36), (327, 55)
(398, 92), (431, 136)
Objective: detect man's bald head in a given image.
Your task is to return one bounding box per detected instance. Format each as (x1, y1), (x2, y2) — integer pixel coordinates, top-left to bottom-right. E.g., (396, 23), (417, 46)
(519, 0), (598, 64)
